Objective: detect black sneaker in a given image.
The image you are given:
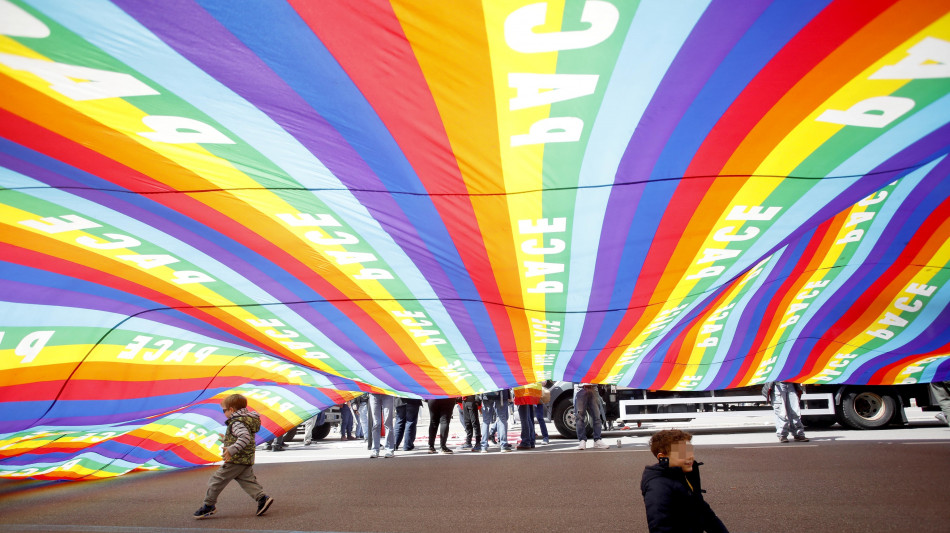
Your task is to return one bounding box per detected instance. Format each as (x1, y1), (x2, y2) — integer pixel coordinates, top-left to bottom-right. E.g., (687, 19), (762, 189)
(256, 495), (274, 516)
(427, 447), (437, 454)
(193, 504), (216, 519)
(439, 447), (454, 454)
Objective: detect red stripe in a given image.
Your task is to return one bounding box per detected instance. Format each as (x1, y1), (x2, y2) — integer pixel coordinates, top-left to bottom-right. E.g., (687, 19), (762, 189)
(291, 1), (523, 383)
(685, 0), (899, 175)
(590, 180), (713, 378)
(724, 219), (839, 387)
(1, 110), (442, 391)
(0, 381), (65, 402)
(795, 196), (950, 382)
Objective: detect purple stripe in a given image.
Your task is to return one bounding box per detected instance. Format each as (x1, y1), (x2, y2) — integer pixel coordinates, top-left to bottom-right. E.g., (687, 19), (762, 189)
(114, 1), (490, 374)
(571, 4), (769, 371)
(788, 158), (950, 377)
(614, 2), (768, 181)
(568, 185), (646, 366)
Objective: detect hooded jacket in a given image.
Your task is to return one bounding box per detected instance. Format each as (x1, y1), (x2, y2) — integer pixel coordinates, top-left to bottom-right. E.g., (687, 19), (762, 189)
(640, 460), (728, 533)
(223, 408), (261, 465)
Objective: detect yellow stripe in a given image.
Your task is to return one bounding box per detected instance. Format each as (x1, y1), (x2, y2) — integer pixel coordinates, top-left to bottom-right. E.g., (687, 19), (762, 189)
(484, 1), (563, 315)
(756, 15), (950, 177)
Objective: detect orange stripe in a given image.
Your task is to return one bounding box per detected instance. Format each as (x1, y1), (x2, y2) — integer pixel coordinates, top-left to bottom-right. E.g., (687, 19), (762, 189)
(720, 0), (942, 175)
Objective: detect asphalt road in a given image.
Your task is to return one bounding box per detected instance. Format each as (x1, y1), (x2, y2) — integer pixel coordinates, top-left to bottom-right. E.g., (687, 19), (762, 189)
(1, 415), (947, 533)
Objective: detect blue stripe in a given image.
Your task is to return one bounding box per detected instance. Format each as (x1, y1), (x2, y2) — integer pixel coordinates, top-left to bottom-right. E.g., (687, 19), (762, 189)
(652, 0), (831, 178)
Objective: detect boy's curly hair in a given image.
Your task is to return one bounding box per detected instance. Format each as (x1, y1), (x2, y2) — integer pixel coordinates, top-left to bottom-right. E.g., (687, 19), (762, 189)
(649, 429), (692, 457)
(221, 394), (248, 411)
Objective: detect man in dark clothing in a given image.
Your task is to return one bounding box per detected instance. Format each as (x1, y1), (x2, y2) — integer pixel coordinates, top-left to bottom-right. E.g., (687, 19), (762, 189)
(460, 395), (482, 451)
(426, 397), (456, 454)
(394, 397), (423, 451)
(640, 429), (728, 533)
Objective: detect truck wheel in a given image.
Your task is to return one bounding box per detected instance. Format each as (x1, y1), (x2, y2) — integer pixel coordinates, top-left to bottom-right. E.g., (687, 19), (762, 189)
(552, 399), (576, 439)
(839, 390), (896, 430)
(311, 422), (332, 441)
(284, 427), (298, 441)
(552, 399), (594, 439)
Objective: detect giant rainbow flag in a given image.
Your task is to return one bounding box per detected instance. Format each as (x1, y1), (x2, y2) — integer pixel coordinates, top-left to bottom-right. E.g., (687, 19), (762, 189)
(1, 0), (948, 479)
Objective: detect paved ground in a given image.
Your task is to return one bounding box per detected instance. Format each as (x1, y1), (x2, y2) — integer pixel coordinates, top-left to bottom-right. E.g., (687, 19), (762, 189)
(1, 409), (947, 533)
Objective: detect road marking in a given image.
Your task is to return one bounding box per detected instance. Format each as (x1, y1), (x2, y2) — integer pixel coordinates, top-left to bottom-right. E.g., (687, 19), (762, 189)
(0, 526), (338, 533)
(734, 444), (819, 449)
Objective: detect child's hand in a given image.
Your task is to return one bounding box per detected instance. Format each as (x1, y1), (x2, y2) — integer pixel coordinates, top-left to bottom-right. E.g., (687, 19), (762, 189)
(217, 433), (225, 440)
(222, 448), (232, 462)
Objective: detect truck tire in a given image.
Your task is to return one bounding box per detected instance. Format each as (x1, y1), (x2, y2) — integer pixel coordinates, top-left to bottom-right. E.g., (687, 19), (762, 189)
(310, 422), (332, 441)
(552, 399), (593, 439)
(838, 390), (896, 430)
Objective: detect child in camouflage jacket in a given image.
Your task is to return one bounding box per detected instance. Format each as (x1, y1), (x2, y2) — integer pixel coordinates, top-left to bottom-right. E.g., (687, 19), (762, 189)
(193, 394), (274, 519)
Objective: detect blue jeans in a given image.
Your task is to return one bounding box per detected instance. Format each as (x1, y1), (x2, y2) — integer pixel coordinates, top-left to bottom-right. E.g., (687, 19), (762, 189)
(369, 393), (394, 452)
(518, 405), (536, 446)
(772, 382), (805, 438)
(575, 387), (602, 442)
(533, 404), (549, 440)
(481, 398), (509, 448)
(358, 401), (370, 446)
(340, 404), (353, 438)
(394, 402), (420, 450)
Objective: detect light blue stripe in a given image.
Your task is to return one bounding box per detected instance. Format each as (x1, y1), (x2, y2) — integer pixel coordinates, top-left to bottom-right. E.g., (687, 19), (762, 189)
(838, 280), (950, 382)
(558, 0), (711, 377)
(25, 0), (473, 364)
(772, 159), (939, 371)
(418, 299), (495, 389)
(719, 93), (950, 283)
(695, 255), (780, 390)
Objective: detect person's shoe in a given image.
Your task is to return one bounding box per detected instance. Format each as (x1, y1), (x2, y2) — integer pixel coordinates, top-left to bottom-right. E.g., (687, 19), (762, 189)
(272, 446), (284, 452)
(592, 440), (610, 450)
(577, 440), (587, 450)
(439, 447), (454, 455)
(472, 446), (482, 452)
(193, 504), (216, 519)
(490, 435), (498, 444)
(428, 447), (437, 454)
(480, 446), (489, 453)
(304, 440), (311, 446)
(460, 443), (472, 449)
(404, 445), (415, 451)
(383, 449), (394, 458)
(500, 445), (512, 453)
(516, 444), (531, 450)
(264, 444), (272, 451)
(256, 495), (274, 517)
(794, 435), (810, 442)
(936, 412), (948, 425)
(369, 450), (379, 458)
(542, 438), (550, 445)
(779, 435), (789, 443)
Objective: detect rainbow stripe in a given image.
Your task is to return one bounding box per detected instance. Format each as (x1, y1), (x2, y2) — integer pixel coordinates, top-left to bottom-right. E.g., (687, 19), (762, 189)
(1, 0), (948, 479)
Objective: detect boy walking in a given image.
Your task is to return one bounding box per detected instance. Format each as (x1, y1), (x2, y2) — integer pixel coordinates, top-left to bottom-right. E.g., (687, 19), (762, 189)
(194, 394), (274, 519)
(640, 429), (728, 532)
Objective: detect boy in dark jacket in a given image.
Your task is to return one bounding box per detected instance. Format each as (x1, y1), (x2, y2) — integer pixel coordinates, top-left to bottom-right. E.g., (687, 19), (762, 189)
(640, 429), (728, 533)
(193, 394), (274, 519)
